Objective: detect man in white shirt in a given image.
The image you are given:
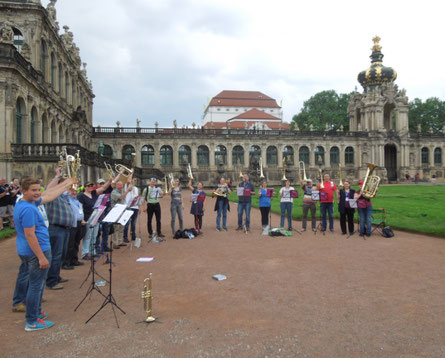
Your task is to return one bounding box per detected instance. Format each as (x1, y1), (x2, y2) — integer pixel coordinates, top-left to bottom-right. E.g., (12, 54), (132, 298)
(123, 178), (139, 242)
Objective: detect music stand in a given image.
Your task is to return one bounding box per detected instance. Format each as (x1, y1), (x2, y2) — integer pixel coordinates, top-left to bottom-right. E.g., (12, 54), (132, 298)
(311, 190), (325, 236)
(266, 188), (274, 230)
(84, 204), (133, 327)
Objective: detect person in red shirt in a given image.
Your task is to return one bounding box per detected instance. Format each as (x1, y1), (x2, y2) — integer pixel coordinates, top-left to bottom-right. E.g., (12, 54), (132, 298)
(318, 173), (338, 232)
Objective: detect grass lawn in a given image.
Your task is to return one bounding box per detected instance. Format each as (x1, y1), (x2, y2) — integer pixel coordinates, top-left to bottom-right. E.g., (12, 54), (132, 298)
(211, 185), (445, 237)
(0, 228), (16, 240)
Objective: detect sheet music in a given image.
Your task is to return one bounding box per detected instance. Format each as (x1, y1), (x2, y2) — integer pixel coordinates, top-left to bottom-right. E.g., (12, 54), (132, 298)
(93, 194), (105, 209)
(236, 187), (244, 196)
(150, 187), (161, 199)
(102, 204), (127, 223)
(190, 193), (198, 202)
(282, 189), (291, 198)
(118, 209), (134, 225)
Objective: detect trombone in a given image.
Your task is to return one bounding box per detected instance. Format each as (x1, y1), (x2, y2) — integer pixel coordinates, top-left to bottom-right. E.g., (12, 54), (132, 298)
(298, 160), (307, 184)
(281, 157), (287, 181)
(187, 163), (194, 180)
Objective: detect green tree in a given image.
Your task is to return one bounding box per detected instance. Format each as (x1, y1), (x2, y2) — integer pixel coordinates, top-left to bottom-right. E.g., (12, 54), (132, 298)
(291, 90), (351, 131)
(408, 97), (445, 132)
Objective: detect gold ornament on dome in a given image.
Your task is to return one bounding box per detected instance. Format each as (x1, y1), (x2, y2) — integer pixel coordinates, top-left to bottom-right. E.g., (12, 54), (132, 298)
(372, 35), (382, 51)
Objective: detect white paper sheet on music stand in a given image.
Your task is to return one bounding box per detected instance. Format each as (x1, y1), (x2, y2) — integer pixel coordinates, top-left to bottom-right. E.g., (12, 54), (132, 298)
(236, 187), (244, 196)
(102, 204), (127, 223)
(190, 193), (198, 202)
(136, 257), (154, 262)
(118, 210), (134, 225)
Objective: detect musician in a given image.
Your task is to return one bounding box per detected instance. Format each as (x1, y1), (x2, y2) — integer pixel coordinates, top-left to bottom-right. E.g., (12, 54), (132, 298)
(258, 180), (271, 229)
(142, 178), (165, 239)
(111, 181), (134, 248)
(0, 177), (15, 230)
(301, 179), (316, 232)
(188, 179), (206, 232)
(236, 173), (254, 232)
(338, 180), (355, 235)
(354, 180), (373, 237)
(12, 176), (73, 331)
(64, 188), (85, 268)
(124, 177), (140, 242)
(318, 173), (337, 232)
(279, 179), (294, 231)
(214, 177), (231, 232)
(169, 177), (183, 236)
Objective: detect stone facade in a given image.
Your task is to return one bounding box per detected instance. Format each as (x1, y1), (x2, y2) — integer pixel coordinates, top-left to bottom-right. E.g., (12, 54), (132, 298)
(0, 2), (444, 186)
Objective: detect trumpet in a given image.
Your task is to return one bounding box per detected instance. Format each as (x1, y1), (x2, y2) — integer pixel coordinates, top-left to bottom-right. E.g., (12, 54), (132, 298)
(319, 168), (324, 189)
(281, 157), (287, 181)
(298, 161), (307, 184)
(259, 157), (265, 179)
(141, 274), (155, 323)
(187, 163), (194, 180)
(338, 167), (344, 189)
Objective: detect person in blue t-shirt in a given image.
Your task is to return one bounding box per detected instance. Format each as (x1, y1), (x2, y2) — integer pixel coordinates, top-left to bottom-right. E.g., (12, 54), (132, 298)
(237, 173), (255, 232)
(12, 176), (73, 332)
(258, 180), (271, 229)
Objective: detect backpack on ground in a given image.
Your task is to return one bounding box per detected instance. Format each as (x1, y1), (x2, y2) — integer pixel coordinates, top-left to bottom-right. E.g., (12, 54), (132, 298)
(381, 226), (394, 238)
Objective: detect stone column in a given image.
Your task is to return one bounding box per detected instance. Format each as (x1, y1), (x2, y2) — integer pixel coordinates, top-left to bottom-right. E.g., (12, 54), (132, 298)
(172, 143), (179, 168)
(429, 145), (434, 167)
(340, 145), (345, 167)
(191, 144), (197, 169)
(227, 144), (233, 169)
(244, 144), (249, 170)
(209, 144), (215, 169)
(154, 142), (160, 167)
(325, 145), (330, 168)
(309, 143), (315, 167)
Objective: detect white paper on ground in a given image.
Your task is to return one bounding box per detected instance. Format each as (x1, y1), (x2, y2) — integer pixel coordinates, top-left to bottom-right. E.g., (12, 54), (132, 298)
(136, 257), (154, 262)
(212, 274), (227, 281)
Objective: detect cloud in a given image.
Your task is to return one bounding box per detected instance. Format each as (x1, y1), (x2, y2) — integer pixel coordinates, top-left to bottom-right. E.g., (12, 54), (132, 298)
(44, 0), (445, 127)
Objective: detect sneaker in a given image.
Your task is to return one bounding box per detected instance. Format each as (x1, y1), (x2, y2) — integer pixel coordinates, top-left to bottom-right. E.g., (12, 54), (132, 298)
(112, 245), (120, 249)
(38, 312), (48, 320)
(25, 318), (54, 332)
(62, 264), (74, 270)
(216, 228), (221, 232)
(236, 227), (243, 231)
(59, 277), (69, 283)
(330, 229), (334, 233)
(312, 228), (316, 232)
(12, 302), (26, 312)
(151, 238), (160, 243)
(118, 243), (127, 246)
(73, 261), (85, 266)
(82, 254), (92, 260)
(149, 234), (153, 238)
(223, 228), (227, 231)
(359, 233), (364, 237)
(103, 247), (112, 252)
(158, 233), (165, 238)
(123, 239), (130, 243)
(47, 283), (64, 290)
(301, 229), (306, 232)
(288, 228), (292, 231)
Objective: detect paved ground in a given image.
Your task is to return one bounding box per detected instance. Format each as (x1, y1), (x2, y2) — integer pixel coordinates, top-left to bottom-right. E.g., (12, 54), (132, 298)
(1, 192), (445, 358)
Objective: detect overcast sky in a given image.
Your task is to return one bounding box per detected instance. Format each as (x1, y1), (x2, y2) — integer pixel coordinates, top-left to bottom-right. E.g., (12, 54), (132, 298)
(44, 0), (445, 128)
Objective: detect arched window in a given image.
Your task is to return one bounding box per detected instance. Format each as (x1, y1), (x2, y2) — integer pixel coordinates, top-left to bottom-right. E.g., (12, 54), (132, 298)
(421, 147), (429, 165)
(65, 72), (69, 99)
(50, 120), (56, 143)
(30, 107), (37, 144)
(315, 146), (325, 165)
(179, 145), (191, 164)
(197, 145), (209, 166)
(434, 148), (442, 165)
(345, 146), (354, 165)
(58, 63), (62, 94)
(15, 99), (23, 144)
(249, 145), (261, 165)
(41, 114), (48, 143)
(50, 53), (56, 87)
(266, 146), (278, 165)
(283, 146), (294, 165)
(215, 145), (227, 165)
(330, 146), (339, 165)
(160, 145), (173, 165)
(40, 39), (47, 77)
(141, 145), (154, 165)
(232, 145), (244, 165)
(100, 144), (112, 158)
(122, 145), (135, 161)
(13, 28), (24, 52)
(299, 146), (309, 165)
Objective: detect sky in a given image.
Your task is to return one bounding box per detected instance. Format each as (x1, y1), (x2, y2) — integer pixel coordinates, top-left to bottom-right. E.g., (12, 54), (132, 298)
(44, 0), (445, 128)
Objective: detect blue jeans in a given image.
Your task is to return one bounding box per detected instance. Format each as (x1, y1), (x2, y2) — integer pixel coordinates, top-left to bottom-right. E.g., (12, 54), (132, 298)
(237, 202), (251, 229)
(216, 200), (228, 230)
(358, 205), (373, 235)
(280, 202), (293, 229)
(81, 223), (99, 258)
(17, 250), (52, 324)
(47, 225), (70, 288)
(124, 208), (139, 240)
(320, 202), (334, 231)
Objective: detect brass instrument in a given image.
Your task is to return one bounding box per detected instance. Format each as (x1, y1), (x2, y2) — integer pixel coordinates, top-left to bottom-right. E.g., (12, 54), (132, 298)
(71, 150), (81, 190)
(338, 167), (344, 189)
(141, 274), (155, 323)
(259, 157), (265, 179)
(104, 162), (115, 179)
(281, 157), (287, 181)
(298, 161), (308, 184)
(162, 176), (169, 193)
(212, 184), (228, 198)
(319, 168), (324, 189)
(58, 146), (78, 190)
(187, 163), (194, 180)
(169, 173), (175, 188)
(115, 163), (133, 183)
(239, 165), (243, 178)
(361, 163), (380, 199)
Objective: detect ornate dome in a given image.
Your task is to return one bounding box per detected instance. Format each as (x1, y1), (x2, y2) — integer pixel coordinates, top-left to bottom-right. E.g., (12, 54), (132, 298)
(358, 36), (397, 89)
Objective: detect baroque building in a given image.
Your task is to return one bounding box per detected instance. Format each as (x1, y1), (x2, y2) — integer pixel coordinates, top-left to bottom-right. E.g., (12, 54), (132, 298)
(0, 0), (444, 186)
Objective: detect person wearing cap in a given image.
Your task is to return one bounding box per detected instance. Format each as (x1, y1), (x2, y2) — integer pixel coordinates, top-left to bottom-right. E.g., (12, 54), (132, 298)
(301, 178), (317, 232)
(354, 180), (373, 237)
(338, 180), (356, 235)
(77, 177), (113, 259)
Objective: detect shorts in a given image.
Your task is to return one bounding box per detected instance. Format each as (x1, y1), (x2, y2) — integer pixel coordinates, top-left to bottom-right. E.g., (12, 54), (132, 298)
(0, 205), (13, 217)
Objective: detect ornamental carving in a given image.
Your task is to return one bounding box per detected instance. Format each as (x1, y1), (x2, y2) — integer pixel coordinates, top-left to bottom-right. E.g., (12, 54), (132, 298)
(0, 21), (14, 44)
(21, 42), (31, 61)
